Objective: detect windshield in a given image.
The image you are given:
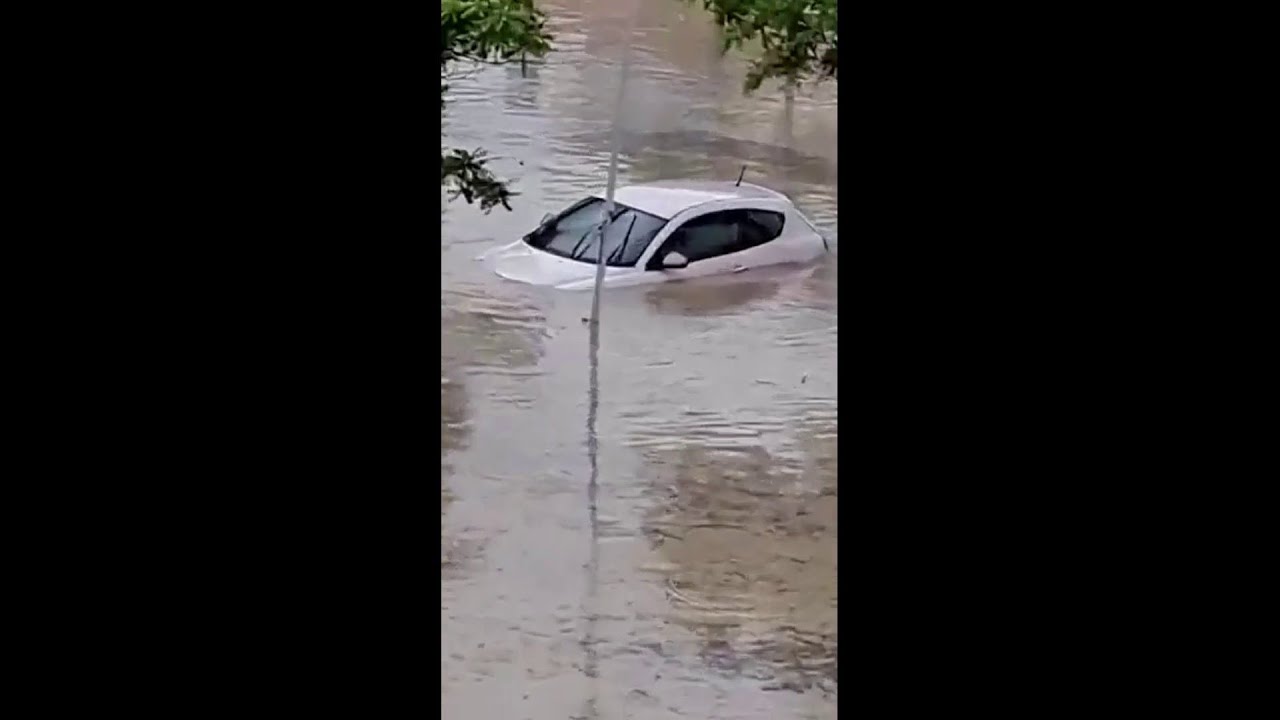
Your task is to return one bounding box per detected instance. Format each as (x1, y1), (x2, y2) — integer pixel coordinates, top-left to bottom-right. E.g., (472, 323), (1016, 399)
(525, 197), (667, 267)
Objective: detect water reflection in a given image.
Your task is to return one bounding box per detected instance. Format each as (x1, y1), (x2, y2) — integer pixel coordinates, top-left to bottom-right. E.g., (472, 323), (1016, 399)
(439, 285), (546, 472)
(440, 285), (547, 574)
(440, 339), (469, 572)
(638, 414), (837, 693)
(642, 272), (784, 317)
(501, 61), (544, 130)
(440, 285), (547, 374)
(571, 130), (834, 178)
(441, 365), (468, 482)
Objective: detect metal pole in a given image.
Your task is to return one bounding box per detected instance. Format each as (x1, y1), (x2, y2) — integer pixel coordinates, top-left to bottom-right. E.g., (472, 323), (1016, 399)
(589, 3), (638, 325)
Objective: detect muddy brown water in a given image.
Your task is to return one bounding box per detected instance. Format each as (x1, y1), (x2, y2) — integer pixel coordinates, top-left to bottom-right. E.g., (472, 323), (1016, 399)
(442, 1), (837, 717)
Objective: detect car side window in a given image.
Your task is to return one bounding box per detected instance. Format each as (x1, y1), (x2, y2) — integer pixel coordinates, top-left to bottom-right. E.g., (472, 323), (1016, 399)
(651, 209), (786, 267)
(660, 211), (740, 263)
(739, 210), (785, 249)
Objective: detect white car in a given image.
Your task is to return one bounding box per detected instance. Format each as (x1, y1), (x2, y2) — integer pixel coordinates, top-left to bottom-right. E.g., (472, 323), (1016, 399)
(481, 180), (830, 290)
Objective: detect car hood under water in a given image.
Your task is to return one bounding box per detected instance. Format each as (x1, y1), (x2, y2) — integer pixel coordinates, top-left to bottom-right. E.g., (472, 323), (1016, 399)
(482, 241), (644, 290)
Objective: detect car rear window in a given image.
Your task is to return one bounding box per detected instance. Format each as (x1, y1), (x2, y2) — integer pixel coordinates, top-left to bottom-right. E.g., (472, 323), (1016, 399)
(739, 210), (785, 248)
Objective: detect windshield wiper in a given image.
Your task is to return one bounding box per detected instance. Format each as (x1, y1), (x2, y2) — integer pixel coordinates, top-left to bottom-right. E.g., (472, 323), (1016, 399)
(565, 205), (634, 262)
(567, 227), (596, 259)
(607, 214), (638, 265)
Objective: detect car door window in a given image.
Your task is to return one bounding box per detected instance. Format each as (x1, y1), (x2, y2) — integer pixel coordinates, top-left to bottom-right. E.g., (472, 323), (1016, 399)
(651, 208), (788, 268)
(660, 211), (741, 263)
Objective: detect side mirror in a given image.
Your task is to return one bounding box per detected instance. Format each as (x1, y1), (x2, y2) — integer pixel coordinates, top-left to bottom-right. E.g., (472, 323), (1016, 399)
(540, 212), (554, 226)
(662, 251), (689, 269)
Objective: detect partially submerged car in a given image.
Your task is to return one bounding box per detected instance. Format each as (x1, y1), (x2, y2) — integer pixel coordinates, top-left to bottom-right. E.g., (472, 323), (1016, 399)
(480, 180), (829, 290)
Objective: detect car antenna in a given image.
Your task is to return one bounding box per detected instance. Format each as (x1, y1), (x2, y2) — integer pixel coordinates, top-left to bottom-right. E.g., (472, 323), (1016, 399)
(735, 165), (746, 187)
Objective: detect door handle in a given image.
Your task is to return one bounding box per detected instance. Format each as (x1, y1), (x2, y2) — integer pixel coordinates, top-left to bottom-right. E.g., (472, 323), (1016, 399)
(732, 265), (749, 273)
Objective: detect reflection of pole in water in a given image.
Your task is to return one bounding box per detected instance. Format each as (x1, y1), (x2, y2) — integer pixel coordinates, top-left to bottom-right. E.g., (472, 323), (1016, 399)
(784, 77), (796, 132)
(580, 316), (601, 719)
(780, 77), (797, 197)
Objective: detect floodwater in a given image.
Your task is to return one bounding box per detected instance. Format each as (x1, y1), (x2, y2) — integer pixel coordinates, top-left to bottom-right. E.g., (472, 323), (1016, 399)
(441, 1), (837, 718)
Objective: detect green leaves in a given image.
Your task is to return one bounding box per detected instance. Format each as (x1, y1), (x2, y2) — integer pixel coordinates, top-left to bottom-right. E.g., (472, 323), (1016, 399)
(692, 0), (837, 93)
(441, 0), (553, 213)
(441, 148), (514, 212)
(441, 0), (551, 72)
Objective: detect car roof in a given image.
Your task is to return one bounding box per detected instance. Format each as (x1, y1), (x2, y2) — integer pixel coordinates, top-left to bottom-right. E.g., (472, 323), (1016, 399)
(595, 180), (790, 220)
